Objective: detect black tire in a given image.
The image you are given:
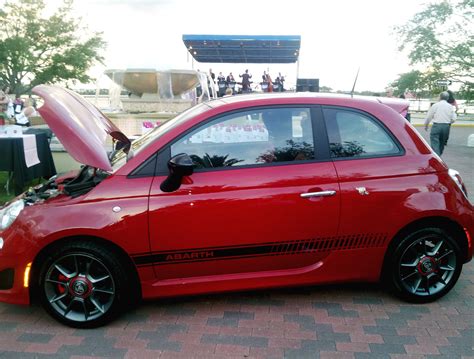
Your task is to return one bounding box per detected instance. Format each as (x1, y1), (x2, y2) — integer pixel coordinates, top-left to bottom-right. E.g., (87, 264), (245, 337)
(38, 241), (133, 328)
(386, 227), (463, 303)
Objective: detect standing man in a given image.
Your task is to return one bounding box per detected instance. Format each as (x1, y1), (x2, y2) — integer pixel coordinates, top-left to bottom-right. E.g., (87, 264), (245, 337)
(424, 91), (456, 156)
(279, 72), (285, 91)
(208, 69), (216, 97)
(217, 72), (226, 97)
(209, 69), (215, 83)
(239, 69), (252, 93)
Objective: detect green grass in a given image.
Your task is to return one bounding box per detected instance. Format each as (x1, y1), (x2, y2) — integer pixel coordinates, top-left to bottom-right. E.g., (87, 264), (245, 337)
(0, 172), (16, 205)
(0, 152), (81, 206)
(0, 172), (43, 205)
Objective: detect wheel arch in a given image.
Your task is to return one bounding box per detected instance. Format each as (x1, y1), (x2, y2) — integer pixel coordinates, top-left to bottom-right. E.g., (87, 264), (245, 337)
(381, 216), (469, 280)
(29, 235), (142, 304)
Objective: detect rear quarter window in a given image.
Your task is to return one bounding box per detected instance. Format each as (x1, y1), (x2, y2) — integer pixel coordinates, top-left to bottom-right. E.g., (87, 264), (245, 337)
(323, 107), (401, 158)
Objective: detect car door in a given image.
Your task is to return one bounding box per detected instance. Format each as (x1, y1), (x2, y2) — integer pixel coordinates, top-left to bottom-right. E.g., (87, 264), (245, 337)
(322, 106), (409, 269)
(145, 106), (341, 281)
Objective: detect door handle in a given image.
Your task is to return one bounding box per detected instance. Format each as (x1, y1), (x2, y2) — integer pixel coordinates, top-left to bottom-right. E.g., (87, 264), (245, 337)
(300, 190), (337, 198)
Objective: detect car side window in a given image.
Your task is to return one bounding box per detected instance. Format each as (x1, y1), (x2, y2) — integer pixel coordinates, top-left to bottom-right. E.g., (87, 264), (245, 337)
(171, 107), (315, 169)
(323, 108), (400, 158)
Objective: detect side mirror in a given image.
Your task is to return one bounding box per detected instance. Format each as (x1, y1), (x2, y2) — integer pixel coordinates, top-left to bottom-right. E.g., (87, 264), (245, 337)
(160, 153), (194, 192)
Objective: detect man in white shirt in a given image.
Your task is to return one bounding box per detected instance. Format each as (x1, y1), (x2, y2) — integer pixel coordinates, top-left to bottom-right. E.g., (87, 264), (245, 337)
(424, 91), (456, 155)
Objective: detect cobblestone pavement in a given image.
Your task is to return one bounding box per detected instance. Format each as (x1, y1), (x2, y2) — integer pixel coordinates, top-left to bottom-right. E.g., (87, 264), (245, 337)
(0, 262), (472, 358)
(0, 128), (472, 359)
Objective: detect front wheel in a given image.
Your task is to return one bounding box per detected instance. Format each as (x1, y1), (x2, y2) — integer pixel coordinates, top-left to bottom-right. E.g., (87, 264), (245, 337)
(38, 241), (132, 328)
(387, 227), (463, 303)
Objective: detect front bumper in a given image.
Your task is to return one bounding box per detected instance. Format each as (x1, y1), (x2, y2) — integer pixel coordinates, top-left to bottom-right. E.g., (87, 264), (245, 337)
(0, 230), (35, 306)
(0, 268), (14, 290)
(0, 255), (31, 305)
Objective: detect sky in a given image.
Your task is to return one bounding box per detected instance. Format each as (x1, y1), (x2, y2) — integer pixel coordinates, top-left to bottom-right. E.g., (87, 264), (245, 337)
(8, 0), (429, 92)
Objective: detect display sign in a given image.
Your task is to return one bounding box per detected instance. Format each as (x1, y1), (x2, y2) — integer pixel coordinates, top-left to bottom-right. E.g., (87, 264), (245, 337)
(189, 124), (269, 144)
(141, 120), (163, 134)
(436, 79), (452, 86)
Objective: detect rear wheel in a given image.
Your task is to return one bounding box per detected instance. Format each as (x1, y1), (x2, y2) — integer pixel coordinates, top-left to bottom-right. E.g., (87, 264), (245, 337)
(38, 241), (132, 328)
(387, 227), (463, 302)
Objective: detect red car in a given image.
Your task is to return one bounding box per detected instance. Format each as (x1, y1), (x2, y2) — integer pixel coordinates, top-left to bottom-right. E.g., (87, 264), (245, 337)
(0, 85), (472, 328)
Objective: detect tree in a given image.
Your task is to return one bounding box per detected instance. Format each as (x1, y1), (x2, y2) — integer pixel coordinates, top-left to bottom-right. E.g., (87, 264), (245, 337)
(458, 82), (474, 102)
(391, 71), (423, 97)
(395, 0), (473, 86)
(0, 0), (106, 95)
(391, 69), (446, 97)
(320, 86), (333, 93)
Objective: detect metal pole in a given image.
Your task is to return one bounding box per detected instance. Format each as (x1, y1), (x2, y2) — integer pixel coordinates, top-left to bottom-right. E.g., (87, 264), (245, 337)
(295, 59), (300, 92)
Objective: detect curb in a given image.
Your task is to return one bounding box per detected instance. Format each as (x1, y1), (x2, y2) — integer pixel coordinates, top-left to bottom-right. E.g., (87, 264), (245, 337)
(412, 123), (474, 128)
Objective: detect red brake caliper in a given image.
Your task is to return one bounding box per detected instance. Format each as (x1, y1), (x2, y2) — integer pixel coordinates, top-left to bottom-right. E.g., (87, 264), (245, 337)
(58, 274), (67, 293)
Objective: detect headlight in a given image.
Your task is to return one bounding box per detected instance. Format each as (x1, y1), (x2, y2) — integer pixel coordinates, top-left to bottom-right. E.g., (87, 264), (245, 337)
(0, 200), (25, 230)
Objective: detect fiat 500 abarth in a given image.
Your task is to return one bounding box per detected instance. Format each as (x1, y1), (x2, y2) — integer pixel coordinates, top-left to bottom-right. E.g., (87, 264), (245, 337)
(0, 85), (472, 327)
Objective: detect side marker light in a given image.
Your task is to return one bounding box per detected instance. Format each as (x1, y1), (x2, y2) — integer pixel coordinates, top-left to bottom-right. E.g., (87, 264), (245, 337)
(24, 263), (32, 288)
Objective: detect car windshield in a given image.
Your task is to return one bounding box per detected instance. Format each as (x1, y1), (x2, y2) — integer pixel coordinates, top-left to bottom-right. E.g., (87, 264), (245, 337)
(110, 103), (209, 171)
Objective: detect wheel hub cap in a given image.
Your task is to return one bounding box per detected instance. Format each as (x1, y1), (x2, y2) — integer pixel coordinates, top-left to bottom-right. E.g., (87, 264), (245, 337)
(69, 276), (92, 298)
(417, 257), (436, 276)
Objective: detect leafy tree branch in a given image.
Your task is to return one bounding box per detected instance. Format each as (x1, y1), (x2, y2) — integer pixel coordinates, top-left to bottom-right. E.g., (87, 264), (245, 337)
(395, 0), (473, 85)
(0, 0), (106, 95)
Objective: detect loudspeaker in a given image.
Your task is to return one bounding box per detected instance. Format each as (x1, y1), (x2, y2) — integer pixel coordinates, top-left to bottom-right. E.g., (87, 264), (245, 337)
(296, 78), (319, 92)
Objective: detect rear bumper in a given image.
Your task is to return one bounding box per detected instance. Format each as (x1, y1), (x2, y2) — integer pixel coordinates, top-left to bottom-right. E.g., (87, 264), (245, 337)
(465, 221), (473, 263)
(460, 198), (474, 262)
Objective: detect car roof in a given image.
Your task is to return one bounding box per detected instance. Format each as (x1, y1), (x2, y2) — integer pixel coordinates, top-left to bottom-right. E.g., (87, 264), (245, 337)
(206, 92), (409, 115)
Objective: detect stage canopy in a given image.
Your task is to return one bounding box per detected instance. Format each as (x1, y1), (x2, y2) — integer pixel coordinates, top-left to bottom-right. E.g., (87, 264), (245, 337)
(182, 35), (301, 64)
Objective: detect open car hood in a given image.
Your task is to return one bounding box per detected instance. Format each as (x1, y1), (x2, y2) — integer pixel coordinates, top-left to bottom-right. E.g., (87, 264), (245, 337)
(33, 85), (130, 172)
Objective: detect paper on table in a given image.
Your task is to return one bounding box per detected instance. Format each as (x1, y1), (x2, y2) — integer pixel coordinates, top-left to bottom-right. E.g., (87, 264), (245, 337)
(5, 125), (23, 137)
(22, 134), (40, 168)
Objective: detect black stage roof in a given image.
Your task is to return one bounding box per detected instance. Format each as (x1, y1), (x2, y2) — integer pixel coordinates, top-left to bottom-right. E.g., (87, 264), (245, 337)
(182, 35), (301, 63)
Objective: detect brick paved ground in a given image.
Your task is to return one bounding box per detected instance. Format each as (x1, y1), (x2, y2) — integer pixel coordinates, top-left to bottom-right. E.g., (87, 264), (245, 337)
(0, 261), (472, 358)
(0, 128), (472, 358)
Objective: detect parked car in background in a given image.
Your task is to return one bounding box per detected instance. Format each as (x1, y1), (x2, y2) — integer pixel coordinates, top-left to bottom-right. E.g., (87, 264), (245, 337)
(0, 86), (472, 327)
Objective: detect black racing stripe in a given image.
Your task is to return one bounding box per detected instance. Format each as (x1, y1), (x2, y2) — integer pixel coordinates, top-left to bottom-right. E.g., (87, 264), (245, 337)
(131, 239), (288, 257)
(136, 252), (280, 267)
(131, 233), (388, 267)
(133, 244), (276, 266)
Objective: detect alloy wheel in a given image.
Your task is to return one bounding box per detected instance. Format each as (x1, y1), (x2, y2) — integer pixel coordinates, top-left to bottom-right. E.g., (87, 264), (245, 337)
(43, 253), (115, 323)
(397, 233), (457, 297)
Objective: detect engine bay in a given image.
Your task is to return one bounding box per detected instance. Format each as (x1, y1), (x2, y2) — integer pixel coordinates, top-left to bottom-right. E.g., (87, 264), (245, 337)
(61, 166), (109, 197)
(23, 166), (109, 204)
